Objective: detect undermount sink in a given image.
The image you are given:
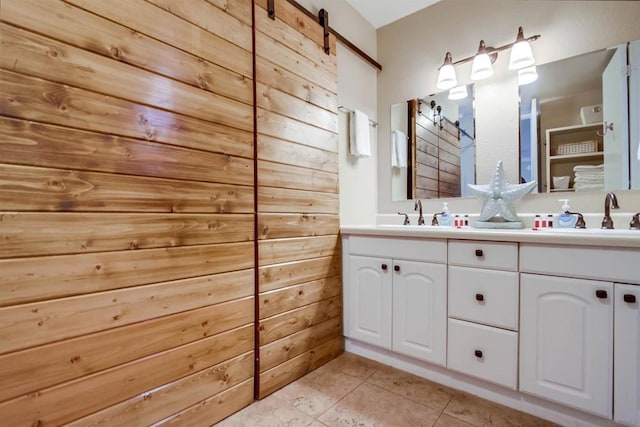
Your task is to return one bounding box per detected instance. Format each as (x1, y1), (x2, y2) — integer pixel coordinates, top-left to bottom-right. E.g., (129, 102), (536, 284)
(535, 227), (640, 236)
(378, 224), (444, 229)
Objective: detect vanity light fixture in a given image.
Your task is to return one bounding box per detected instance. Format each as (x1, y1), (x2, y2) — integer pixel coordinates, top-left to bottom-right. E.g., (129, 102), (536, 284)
(509, 27), (536, 70)
(517, 65), (538, 86)
(436, 27), (540, 87)
(448, 85), (468, 100)
(470, 40), (494, 80)
(436, 52), (457, 90)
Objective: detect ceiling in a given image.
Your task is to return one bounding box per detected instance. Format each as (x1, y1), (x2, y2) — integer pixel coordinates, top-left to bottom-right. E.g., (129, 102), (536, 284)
(344, 0), (441, 29)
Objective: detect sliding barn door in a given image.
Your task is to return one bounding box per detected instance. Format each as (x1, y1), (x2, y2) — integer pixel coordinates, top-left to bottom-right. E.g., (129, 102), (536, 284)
(254, 0), (343, 398)
(0, 0), (255, 424)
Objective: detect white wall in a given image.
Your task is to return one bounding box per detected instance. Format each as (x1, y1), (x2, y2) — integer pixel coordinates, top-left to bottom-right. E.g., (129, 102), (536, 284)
(377, 0), (640, 218)
(295, 0), (378, 225)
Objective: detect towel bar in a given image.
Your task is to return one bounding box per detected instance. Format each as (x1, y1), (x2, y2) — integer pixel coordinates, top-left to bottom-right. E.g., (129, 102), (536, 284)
(338, 106), (378, 127)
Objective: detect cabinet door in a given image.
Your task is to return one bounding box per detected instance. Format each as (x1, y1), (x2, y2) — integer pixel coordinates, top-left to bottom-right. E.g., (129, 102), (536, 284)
(520, 274), (613, 418)
(347, 256), (392, 349)
(614, 283), (640, 426)
(392, 260), (447, 365)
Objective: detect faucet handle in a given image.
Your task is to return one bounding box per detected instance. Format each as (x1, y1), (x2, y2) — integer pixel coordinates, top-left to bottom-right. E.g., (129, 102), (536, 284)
(630, 213), (640, 230)
(398, 212), (410, 225)
(431, 213), (440, 226)
(567, 211), (586, 229)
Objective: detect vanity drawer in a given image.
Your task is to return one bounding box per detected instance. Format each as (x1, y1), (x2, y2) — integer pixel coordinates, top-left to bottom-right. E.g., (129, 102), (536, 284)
(348, 235), (446, 263)
(448, 266), (519, 330)
(447, 318), (518, 390)
(520, 244), (640, 285)
(448, 240), (518, 271)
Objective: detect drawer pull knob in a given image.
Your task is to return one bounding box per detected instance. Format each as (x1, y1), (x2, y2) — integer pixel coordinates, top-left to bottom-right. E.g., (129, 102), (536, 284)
(595, 290), (608, 299)
(475, 249), (483, 257)
(474, 350), (483, 358)
(381, 264), (388, 271)
(475, 293), (484, 302)
(624, 294), (637, 303)
(394, 265), (400, 272)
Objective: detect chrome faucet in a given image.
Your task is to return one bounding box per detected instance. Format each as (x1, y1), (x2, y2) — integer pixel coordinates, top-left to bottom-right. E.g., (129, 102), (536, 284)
(414, 199), (425, 225)
(630, 213), (640, 230)
(601, 192), (620, 229)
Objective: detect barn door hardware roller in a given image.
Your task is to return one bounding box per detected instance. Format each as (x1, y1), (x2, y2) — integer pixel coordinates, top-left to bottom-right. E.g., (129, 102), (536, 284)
(318, 9), (330, 54)
(268, 0), (275, 19)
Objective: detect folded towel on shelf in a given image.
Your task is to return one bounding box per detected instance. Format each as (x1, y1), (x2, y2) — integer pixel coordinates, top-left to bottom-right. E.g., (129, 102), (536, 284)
(575, 178), (604, 183)
(573, 164), (604, 190)
(349, 109), (371, 158)
(391, 130), (408, 168)
(573, 164), (604, 171)
(574, 182), (605, 191)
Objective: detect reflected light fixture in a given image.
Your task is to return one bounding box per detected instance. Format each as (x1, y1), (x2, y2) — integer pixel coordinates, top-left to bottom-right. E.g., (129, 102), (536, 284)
(509, 27), (536, 70)
(435, 27), (540, 88)
(471, 40), (494, 80)
(448, 85), (468, 100)
(518, 66), (538, 86)
(436, 52), (457, 90)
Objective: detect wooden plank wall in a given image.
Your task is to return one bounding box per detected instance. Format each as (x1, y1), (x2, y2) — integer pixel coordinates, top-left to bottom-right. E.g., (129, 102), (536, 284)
(254, 0), (344, 398)
(0, 0), (256, 425)
(415, 110), (461, 198)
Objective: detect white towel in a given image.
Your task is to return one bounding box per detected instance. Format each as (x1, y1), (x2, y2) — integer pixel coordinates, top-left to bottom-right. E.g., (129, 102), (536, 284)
(349, 109), (371, 158)
(391, 130), (408, 168)
(573, 164), (604, 171)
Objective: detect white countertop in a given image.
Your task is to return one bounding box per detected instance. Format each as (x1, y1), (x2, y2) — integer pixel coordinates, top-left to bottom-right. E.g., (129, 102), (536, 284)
(341, 225), (640, 249)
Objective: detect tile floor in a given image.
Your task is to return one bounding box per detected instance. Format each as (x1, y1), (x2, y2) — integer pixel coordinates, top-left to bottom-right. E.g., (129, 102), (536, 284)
(217, 352), (558, 427)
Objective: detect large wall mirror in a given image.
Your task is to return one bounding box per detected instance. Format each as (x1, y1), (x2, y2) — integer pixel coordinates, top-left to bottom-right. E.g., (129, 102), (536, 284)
(391, 40), (639, 201)
(520, 39), (639, 193)
(391, 85), (475, 201)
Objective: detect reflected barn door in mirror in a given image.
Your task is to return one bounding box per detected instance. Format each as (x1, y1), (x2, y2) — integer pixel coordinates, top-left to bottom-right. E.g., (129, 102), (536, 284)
(391, 86), (475, 201)
(411, 99), (462, 198)
(395, 89), (475, 201)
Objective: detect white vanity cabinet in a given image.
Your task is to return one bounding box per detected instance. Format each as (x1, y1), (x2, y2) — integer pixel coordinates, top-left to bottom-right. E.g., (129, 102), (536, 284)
(614, 283), (640, 426)
(447, 240), (519, 389)
(519, 273), (613, 418)
(347, 255), (392, 349)
(343, 235), (447, 365)
(520, 243), (640, 420)
(342, 227), (640, 426)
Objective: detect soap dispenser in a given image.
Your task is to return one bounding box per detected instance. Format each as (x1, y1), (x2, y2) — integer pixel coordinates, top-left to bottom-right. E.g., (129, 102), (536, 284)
(556, 199), (578, 228)
(440, 202), (452, 226)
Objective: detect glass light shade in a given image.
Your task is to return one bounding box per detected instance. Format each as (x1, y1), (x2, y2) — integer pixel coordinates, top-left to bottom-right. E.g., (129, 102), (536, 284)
(471, 53), (493, 80)
(509, 40), (535, 70)
(518, 66), (538, 85)
(448, 85), (468, 100)
(436, 63), (457, 90)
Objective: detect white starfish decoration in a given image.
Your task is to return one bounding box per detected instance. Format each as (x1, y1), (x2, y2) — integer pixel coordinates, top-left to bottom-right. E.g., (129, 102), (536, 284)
(468, 161), (537, 222)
